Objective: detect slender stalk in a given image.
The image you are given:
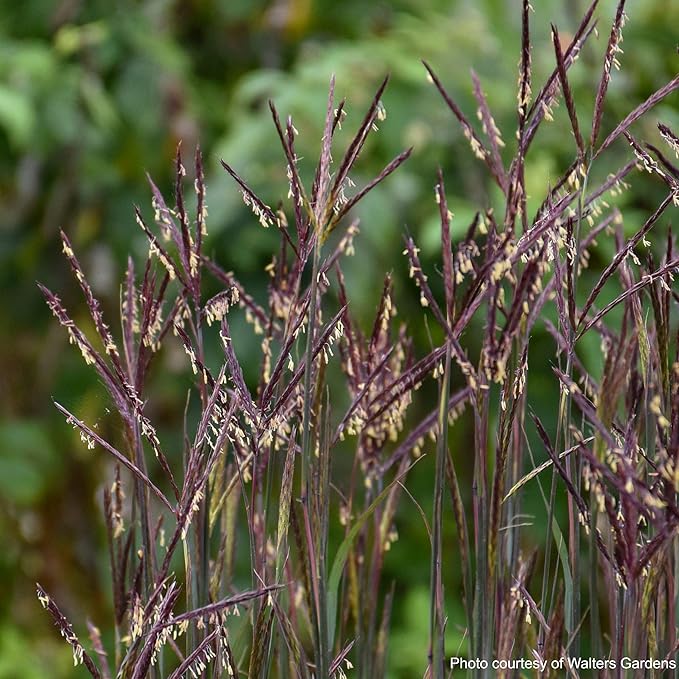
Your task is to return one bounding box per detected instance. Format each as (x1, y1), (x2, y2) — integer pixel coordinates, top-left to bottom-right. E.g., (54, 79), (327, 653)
(552, 156), (590, 656)
(317, 393), (331, 679)
(130, 420), (153, 599)
(430, 337), (451, 679)
(472, 387), (490, 679)
(566, 160), (591, 658)
(301, 238), (321, 505)
(300, 236), (327, 678)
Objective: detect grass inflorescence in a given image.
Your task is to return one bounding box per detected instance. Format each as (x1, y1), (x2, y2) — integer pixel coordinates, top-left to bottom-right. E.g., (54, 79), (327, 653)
(39, 2), (679, 677)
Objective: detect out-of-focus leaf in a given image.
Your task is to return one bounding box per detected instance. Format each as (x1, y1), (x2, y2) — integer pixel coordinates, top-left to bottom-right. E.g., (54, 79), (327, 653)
(0, 624), (72, 678)
(0, 86), (34, 147)
(0, 421), (61, 506)
(80, 73), (118, 131)
(54, 21), (108, 56)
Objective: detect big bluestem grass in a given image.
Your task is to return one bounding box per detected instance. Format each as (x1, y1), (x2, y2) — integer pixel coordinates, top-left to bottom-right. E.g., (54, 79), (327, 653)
(38, 1), (679, 677)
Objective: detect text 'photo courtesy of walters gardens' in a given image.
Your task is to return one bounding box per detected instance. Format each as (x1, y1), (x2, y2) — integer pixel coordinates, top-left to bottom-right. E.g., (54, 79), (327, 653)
(7, 0), (679, 677)
(450, 657), (678, 673)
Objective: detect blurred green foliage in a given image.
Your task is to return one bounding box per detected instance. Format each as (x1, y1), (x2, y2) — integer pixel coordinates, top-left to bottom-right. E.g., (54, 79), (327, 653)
(1, 0), (677, 675)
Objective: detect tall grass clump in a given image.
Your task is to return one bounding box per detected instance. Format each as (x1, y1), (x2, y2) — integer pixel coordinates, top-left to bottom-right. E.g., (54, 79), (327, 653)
(38, 1), (679, 677)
